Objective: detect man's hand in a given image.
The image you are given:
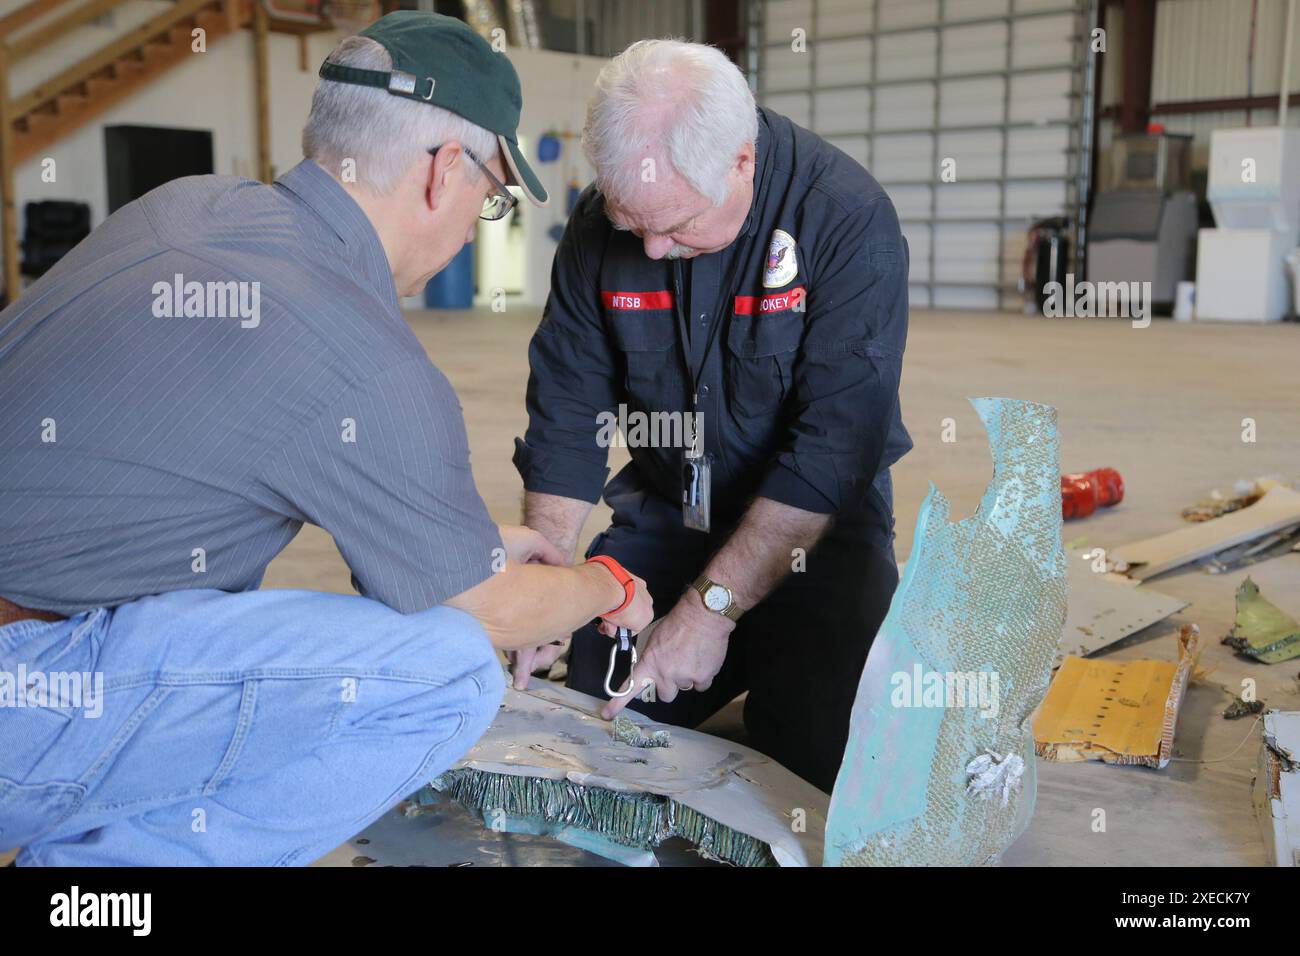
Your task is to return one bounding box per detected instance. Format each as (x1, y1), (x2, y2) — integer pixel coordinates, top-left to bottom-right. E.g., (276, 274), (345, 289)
(507, 549), (653, 690)
(601, 589), (732, 720)
(501, 524), (568, 688)
(594, 564), (653, 635)
(509, 639), (568, 690)
(498, 524), (566, 567)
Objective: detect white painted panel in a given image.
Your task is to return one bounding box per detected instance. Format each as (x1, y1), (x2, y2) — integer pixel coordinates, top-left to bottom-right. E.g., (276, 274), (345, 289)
(762, 43), (812, 92)
(817, 0), (874, 37)
(1007, 126), (1070, 177)
(756, 0), (1084, 311)
(814, 88), (871, 134)
(763, 0), (813, 42)
(1153, 0), (1295, 102)
(1011, 12), (1079, 69)
(879, 0), (939, 29)
(904, 225), (933, 280)
(1008, 70), (1073, 123)
(947, 0), (1011, 21)
(940, 76), (1006, 126)
(936, 183), (1003, 219)
(888, 184), (935, 221)
(877, 30), (938, 80)
(764, 92), (812, 127)
(814, 37), (872, 86)
(826, 135), (870, 168)
(934, 285), (1000, 308)
(942, 22), (1009, 75)
(1005, 180), (1068, 218)
(873, 136), (935, 182)
(939, 129), (1005, 178)
(875, 82), (936, 129)
(1013, 0), (1079, 12)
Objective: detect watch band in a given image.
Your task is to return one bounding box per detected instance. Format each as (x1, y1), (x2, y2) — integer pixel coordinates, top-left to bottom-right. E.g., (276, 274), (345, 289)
(585, 555), (635, 617)
(691, 574), (744, 621)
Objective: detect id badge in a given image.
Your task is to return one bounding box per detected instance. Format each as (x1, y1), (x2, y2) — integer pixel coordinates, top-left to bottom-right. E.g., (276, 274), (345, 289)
(682, 451), (712, 532)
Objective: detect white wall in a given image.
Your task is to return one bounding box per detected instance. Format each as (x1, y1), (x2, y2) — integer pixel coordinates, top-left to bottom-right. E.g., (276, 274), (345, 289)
(484, 46), (605, 307)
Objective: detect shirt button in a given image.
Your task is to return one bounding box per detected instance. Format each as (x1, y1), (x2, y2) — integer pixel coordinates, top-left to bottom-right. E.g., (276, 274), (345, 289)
(700, 385), (710, 397)
(698, 313), (707, 323)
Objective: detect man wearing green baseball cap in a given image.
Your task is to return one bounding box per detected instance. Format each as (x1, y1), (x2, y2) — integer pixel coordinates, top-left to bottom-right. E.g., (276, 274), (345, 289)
(305, 9), (547, 292)
(0, 11), (654, 866)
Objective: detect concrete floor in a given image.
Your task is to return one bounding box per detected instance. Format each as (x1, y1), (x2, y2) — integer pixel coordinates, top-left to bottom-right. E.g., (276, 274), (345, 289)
(281, 305), (1300, 867)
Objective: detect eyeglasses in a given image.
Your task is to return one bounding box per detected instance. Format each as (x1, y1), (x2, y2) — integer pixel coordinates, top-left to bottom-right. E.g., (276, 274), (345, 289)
(427, 144), (518, 222)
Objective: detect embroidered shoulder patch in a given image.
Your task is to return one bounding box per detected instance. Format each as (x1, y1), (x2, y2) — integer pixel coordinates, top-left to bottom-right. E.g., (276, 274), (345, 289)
(762, 229), (798, 288)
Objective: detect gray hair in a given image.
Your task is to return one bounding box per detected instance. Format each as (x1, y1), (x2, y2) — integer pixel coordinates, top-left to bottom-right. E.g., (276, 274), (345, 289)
(302, 35), (498, 194)
(582, 39), (757, 206)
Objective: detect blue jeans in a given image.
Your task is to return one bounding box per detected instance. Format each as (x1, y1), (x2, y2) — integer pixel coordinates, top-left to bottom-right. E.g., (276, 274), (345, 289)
(0, 588), (503, 865)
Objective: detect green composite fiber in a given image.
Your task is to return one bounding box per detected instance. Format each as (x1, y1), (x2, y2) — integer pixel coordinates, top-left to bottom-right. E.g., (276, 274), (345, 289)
(428, 769), (779, 867)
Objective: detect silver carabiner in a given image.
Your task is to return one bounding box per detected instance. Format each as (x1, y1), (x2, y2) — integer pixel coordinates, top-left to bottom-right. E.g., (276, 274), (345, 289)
(604, 626), (637, 698)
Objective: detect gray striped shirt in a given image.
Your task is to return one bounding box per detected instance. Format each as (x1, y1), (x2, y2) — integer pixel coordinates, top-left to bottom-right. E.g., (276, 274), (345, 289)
(0, 159), (501, 615)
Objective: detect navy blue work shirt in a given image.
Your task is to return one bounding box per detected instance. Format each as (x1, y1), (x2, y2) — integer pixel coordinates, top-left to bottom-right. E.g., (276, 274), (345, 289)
(514, 107), (911, 529)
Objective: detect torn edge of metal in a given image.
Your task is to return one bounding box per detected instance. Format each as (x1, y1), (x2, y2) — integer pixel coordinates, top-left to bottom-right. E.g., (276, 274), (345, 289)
(422, 773), (779, 867)
(824, 397), (1068, 867)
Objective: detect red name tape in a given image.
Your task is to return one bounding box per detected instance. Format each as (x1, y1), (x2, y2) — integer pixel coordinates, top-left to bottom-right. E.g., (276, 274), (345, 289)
(733, 286), (806, 315)
(601, 290), (674, 311)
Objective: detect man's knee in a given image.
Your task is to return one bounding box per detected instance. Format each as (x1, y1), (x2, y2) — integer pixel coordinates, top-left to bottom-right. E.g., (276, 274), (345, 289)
(399, 605), (504, 748)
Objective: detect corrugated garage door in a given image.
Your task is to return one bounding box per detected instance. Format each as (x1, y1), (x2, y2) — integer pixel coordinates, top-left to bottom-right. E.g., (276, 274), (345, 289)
(754, 0), (1090, 310)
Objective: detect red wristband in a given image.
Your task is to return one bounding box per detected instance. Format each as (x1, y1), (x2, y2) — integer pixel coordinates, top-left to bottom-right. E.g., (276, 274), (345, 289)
(585, 555), (635, 617)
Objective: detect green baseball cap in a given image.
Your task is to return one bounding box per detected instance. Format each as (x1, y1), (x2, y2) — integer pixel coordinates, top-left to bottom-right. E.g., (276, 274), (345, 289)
(319, 11), (547, 206)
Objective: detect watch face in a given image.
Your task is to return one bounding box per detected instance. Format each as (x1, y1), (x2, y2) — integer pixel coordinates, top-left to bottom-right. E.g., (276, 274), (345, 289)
(704, 584), (730, 612)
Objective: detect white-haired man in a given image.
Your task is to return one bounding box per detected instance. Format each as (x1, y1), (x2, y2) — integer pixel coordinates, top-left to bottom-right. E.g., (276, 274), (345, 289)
(0, 12), (651, 865)
(511, 39), (911, 792)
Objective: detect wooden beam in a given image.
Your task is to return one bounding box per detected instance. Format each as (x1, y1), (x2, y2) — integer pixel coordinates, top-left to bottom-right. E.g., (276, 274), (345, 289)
(0, 0), (75, 39)
(8, 0), (214, 121)
(1100, 91), (1300, 119)
(10, 0), (133, 63)
(253, 0), (272, 182)
(1120, 0), (1156, 133)
(0, 44), (20, 303)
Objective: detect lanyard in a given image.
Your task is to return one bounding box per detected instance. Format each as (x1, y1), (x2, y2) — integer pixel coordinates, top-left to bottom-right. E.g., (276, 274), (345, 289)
(670, 226), (760, 408)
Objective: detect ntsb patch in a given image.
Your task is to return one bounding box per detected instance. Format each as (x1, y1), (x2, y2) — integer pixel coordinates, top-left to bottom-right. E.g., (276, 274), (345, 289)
(762, 228), (798, 288)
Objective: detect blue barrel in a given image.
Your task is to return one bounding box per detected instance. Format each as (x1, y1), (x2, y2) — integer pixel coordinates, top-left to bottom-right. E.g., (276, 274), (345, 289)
(424, 242), (475, 309)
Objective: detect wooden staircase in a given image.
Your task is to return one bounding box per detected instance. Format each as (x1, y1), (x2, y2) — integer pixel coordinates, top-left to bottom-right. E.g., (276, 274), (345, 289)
(8, 0), (251, 166)
(0, 0), (360, 300)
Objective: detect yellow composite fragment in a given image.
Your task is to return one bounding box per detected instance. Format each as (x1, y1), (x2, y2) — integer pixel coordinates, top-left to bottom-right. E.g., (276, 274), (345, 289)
(1035, 624), (1199, 769)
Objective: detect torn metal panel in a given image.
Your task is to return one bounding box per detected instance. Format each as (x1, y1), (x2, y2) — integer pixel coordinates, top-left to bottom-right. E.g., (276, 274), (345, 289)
(1181, 478), (1280, 522)
(1222, 576), (1300, 664)
(611, 713), (671, 748)
(825, 398), (1067, 867)
(1110, 486), (1300, 581)
(1058, 552), (1188, 665)
(1035, 624), (1200, 769)
(431, 680), (829, 867)
(1253, 711), (1300, 867)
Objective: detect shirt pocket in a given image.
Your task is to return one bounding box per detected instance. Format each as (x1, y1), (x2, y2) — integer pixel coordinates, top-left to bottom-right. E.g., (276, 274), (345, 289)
(725, 311), (803, 423)
(607, 311), (683, 406)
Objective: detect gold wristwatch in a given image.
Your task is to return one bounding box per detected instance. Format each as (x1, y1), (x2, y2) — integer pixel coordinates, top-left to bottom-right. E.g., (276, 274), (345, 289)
(691, 575), (744, 621)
